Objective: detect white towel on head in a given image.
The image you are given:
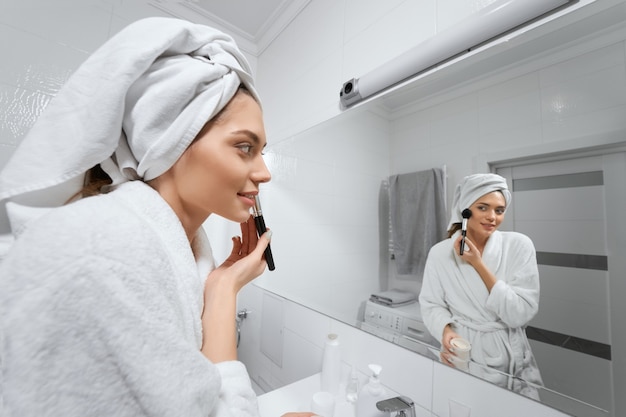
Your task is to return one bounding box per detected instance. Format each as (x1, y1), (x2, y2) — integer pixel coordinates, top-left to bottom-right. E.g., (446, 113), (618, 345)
(0, 17), (258, 207)
(448, 173), (511, 229)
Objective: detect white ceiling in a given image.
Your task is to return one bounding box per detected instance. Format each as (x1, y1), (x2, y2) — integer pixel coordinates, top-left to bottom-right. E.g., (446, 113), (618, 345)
(150, 0), (310, 56)
(194, 0), (287, 38)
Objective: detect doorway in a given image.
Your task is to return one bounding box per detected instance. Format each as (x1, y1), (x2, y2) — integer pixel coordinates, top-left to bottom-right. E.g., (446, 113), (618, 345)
(495, 146), (626, 417)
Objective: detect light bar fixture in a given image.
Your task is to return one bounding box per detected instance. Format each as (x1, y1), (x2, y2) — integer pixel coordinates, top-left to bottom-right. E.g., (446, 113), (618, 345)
(339, 0), (574, 107)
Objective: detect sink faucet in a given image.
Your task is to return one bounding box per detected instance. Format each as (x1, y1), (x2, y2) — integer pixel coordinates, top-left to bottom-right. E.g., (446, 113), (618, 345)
(376, 396), (416, 417)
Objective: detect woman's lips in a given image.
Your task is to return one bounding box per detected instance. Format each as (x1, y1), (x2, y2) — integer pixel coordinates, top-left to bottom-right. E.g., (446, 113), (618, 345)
(238, 193), (256, 207)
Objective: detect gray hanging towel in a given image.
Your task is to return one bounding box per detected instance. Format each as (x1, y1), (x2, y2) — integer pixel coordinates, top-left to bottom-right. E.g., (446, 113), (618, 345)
(389, 168), (446, 275)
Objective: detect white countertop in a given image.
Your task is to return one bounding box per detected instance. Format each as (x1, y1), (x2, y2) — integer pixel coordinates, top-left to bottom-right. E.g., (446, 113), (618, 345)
(257, 373), (355, 417)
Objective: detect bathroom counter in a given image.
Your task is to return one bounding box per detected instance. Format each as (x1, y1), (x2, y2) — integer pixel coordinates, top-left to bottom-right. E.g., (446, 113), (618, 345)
(257, 372), (355, 417)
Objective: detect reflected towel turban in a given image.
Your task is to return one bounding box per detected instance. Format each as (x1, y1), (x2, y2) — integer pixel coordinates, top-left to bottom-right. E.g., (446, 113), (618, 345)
(448, 173), (511, 229)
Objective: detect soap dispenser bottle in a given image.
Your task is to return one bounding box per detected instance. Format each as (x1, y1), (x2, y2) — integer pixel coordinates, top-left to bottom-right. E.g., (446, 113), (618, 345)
(355, 364), (387, 417)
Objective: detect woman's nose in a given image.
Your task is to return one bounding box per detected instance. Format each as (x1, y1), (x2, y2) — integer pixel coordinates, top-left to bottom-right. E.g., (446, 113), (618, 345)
(253, 156), (272, 183)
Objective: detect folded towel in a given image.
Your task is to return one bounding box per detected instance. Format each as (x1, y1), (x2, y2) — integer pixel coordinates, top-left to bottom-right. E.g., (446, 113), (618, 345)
(370, 289), (417, 307)
(0, 17), (257, 208)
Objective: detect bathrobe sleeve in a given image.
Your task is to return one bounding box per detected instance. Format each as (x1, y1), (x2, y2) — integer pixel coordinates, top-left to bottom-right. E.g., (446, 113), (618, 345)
(485, 232), (540, 328)
(0, 190), (259, 417)
(419, 240), (456, 342)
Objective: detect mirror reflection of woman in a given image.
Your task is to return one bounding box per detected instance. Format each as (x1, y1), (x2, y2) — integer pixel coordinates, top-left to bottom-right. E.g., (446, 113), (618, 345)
(419, 173), (543, 399)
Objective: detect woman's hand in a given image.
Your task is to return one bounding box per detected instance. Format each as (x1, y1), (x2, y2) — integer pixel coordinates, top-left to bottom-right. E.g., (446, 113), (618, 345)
(453, 234), (497, 292)
(201, 215), (271, 362)
(210, 215), (271, 293)
(440, 324), (461, 366)
(453, 234), (482, 267)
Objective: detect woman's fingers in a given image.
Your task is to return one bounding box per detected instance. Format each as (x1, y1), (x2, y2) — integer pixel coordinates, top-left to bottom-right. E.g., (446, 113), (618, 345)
(217, 216), (271, 278)
(240, 215), (257, 254)
(440, 351), (453, 366)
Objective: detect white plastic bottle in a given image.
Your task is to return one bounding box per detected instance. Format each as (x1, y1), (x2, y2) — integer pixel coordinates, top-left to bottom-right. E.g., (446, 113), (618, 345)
(320, 333), (341, 395)
(355, 364), (387, 417)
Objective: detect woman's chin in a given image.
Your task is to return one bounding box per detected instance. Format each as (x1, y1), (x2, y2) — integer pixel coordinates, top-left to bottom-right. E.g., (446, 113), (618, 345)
(217, 208), (253, 224)
(234, 212), (253, 223)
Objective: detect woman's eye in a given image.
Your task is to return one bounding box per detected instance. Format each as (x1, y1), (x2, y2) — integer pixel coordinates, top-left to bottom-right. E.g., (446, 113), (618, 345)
(236, 144), (253, 154)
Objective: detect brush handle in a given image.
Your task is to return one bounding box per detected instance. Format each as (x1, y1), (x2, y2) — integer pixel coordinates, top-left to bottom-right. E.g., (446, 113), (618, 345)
(254, 215), (275, 271)
(460, 230), (466, 256)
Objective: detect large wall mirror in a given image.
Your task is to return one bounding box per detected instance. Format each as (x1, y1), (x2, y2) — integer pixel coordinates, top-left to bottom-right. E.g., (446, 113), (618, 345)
(244, 3), (626, 417)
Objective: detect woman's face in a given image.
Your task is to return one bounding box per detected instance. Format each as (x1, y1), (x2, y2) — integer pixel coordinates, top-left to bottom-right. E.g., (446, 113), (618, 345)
(164, 91), (271, 224)
(467, 191), (506, 242)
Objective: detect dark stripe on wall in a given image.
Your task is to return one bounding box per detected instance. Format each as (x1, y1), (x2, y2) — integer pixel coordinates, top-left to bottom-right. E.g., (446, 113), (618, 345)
(513, 171), (604, 192)
(527, 326), (611, 360)
(536, 251), (608, 271)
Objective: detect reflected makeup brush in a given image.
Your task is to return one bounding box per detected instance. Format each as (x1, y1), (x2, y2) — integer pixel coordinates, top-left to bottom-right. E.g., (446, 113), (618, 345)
(252, 195), (275, 271)
(460, 208), (472, 256)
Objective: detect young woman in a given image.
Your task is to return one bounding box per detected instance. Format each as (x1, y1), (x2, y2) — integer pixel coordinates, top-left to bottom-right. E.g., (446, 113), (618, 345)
(0, 17), (314, 417)
(419, 173), (543, 399)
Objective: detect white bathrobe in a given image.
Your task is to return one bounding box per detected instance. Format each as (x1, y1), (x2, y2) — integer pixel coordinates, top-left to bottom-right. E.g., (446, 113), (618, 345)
(419, 230), (543, 398)
(0, 181), (259, 417)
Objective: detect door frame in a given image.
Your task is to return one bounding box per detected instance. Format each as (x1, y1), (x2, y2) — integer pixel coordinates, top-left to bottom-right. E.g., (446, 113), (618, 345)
(484, 139), (626, 417)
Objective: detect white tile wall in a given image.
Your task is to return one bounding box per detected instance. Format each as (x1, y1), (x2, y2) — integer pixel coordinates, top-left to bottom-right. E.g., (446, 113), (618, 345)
(477, 73), (543, 152)
(436, 0), (499, 32)
(1, 1), (112, 52)
(341, 1), (437, 79)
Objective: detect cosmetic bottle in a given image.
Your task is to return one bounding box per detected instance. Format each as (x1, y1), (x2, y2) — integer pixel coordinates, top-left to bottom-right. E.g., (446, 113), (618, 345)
(346, 365), (359, 403)
(320, 333), (341, 395)
(355, 364), (386, 417)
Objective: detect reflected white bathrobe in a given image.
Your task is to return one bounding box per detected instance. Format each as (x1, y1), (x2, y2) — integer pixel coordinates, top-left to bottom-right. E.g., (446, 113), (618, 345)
(0, 181), (259, 417)
(419, 230), (543, 398)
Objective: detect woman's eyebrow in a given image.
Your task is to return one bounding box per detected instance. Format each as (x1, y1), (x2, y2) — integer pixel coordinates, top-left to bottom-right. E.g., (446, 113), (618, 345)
(477, 202), (505, 208)
(231, 129), (268, 149)
(231, 129), (260, 143)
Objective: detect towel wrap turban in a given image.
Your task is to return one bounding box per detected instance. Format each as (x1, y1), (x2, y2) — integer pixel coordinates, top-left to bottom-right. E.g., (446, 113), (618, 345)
(447, 173), (511, 230)
(0, 17), (258, 207)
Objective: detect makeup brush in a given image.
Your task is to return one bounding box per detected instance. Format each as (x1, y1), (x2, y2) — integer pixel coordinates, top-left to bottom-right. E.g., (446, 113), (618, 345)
(460, 208), (472, 256)
(252, 195), (275, 271)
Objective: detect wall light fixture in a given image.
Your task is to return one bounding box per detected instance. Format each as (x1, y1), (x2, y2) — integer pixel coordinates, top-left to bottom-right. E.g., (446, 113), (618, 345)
(339, 0), (575, 108)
